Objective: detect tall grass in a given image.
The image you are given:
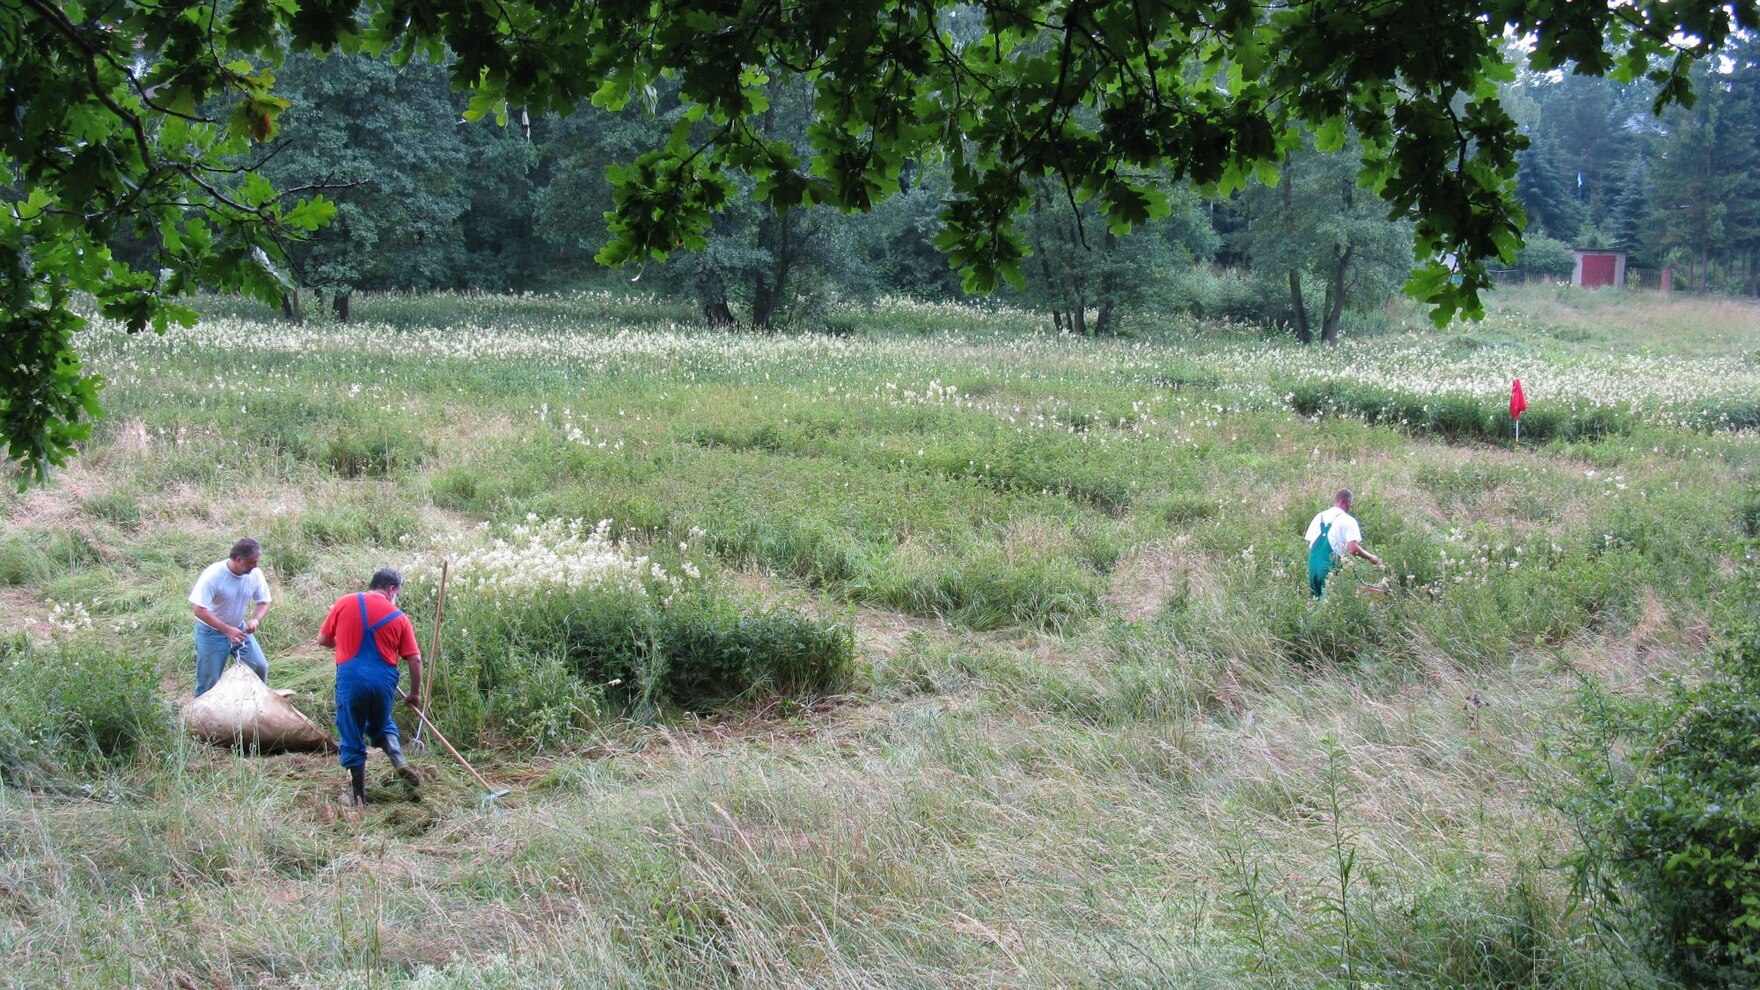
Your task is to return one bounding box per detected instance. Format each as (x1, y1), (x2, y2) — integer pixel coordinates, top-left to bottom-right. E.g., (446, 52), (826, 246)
(0, 288), (1751, 986)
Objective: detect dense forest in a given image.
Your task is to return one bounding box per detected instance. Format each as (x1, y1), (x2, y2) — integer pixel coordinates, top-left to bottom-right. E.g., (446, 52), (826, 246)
(155, 36), (1760, 333)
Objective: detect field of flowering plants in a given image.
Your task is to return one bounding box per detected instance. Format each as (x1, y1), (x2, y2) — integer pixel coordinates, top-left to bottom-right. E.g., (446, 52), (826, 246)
(1, 284), (1756, 988)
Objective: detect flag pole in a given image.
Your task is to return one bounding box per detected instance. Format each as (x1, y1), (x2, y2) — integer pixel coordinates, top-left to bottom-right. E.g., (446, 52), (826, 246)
(1510, 378), (1526, 445)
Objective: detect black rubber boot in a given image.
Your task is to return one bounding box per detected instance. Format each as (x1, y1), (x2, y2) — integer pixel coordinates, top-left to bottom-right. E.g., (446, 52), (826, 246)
(381, 734), (420, 786)
(350, 765), (367, 805)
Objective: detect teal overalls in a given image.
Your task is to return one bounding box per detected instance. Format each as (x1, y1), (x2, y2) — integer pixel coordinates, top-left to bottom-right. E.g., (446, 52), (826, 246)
(335, 593), (405, 769)
(1308, 519), (1336, 597)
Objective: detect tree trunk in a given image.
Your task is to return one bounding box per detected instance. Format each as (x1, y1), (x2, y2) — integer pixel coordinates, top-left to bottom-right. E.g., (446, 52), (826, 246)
(332, 291), (351, 323)
(1095, 241), (1118, 335)
(281, 289), (304, 323)
(1321, 242), (1355, 344)
(1287, 270), (1312, 344)
(696, 269), (735, 326)
(751, 211), (794, 330)
(1071, 291), (1088, 335)
(703, 297), (736, 326)
(1036, 246), (1061, 328)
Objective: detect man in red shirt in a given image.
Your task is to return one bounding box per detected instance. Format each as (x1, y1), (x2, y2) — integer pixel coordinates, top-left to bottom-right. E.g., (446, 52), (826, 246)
(318, 568), (425, 806)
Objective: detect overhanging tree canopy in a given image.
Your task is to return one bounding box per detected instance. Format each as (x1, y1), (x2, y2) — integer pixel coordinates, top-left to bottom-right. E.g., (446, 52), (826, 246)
(3, 0), (1754, 478)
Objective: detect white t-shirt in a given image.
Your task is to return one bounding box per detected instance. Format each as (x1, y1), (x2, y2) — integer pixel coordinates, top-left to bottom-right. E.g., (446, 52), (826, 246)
(1305, 506), (1363, 558)
(188, 559), (272, 627)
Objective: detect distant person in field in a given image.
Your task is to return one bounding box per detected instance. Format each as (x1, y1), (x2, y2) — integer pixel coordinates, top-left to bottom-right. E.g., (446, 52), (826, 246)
(189, 537), (272, 696)
(1305, 489), (1382, 598)
(318, 567), (424, 806)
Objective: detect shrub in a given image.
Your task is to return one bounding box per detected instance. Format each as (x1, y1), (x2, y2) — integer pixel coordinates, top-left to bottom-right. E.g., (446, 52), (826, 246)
(1515, 235), (1577, 278)
(1690, 398), (1760, 433)
(1274, 578), (1393, 667)
(1566, 551), (1760, 988)
(323, 422), (429, 478)
(655, 593), (854, 705)
(483, 648), (607, 750)
(0, 635), (171, 782)
(1162, 265), (1275, 325)
(407, 519), (854, 744)
(1284, 379), (1637, 444)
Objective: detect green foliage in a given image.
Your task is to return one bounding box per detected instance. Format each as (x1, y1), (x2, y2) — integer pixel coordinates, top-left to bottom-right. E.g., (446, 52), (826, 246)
(1286, 380), (1636, 443)
(256, 52), (475, 299)
(1567, 552), (1760, 988)
(655, 593), (854, 703)
(416, 576), (853, 745)
(0, 532), (71, 585)
(1158, 266), (1276, 326)
(0, 635), (171, 782)
(1018, 174), (1206, 335)
(1645, 54), (1760, 293)
(871, 540), (1100, 632)
(1513, 235), (1577, 278)
(322, 423), (429, 479)
(7, 0), (1755, 471)
(1236, 136), (1415, 343)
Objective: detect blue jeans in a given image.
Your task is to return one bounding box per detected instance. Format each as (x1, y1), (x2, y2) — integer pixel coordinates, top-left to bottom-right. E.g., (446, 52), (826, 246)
(194, 623), (268, 696)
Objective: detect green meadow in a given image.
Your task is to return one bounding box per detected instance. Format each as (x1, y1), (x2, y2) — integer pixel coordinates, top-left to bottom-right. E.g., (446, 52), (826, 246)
(2, 285), (1757, 988)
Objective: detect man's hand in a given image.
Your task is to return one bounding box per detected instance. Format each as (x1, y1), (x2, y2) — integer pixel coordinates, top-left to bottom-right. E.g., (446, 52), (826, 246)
(226, 625), (249, 646)
(404, 692), (424, 712)
(243, 619), (259, 635)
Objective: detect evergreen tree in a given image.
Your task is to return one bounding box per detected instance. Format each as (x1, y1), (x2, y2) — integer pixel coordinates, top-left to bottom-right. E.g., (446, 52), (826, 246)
(1647, 62), (1760, 291)
(1515, 135), (1586, 242)
(1606, 153), (1651, 259)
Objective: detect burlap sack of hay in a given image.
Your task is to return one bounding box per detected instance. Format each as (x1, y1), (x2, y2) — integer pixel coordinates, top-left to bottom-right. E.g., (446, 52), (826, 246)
(184, 663), (335, 752)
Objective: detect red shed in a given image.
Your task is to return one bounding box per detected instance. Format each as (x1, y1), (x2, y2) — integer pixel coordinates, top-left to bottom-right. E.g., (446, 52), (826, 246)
(1571, 248), (1627, 288)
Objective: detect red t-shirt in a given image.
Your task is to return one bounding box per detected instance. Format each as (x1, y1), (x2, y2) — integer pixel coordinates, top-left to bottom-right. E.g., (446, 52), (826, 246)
(320, 592), (419, 666)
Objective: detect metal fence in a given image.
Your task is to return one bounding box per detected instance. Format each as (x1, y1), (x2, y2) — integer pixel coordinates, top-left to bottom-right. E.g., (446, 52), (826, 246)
(1487, 267), (1673, 290)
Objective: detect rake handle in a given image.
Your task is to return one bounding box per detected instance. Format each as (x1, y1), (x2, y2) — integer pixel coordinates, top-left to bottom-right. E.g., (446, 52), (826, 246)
(416, 560), (449, 744)
(398, 689), (499, 795)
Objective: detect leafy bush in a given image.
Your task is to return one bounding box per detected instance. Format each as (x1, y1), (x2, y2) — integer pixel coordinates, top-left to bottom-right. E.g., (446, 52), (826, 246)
(1515, 235), (1576, 278)
(1285, 379), (1636, 443)
(1566, 551), (1760, 987)
(655, 592), (854, 703)
(1689, 398), (1760, 432)
(0, 635), (171, 781)
(323, 422), (430, 478)
(407, 519), (854, 744)
(1162, 265), (1276, 325)
(1273, 577), (1393, 667)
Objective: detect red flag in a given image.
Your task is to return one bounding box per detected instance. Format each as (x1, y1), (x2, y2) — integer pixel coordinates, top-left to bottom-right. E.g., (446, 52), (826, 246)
(1510, 379), (1527, 421)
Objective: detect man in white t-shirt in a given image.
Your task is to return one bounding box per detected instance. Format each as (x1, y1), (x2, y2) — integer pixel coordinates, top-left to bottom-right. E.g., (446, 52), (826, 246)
(1305, 489), (1382, 597)
(189, 537), (273, 696)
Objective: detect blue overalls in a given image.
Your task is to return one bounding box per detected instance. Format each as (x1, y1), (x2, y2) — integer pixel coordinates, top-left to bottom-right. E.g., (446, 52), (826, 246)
(336, 593), (405, 769)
